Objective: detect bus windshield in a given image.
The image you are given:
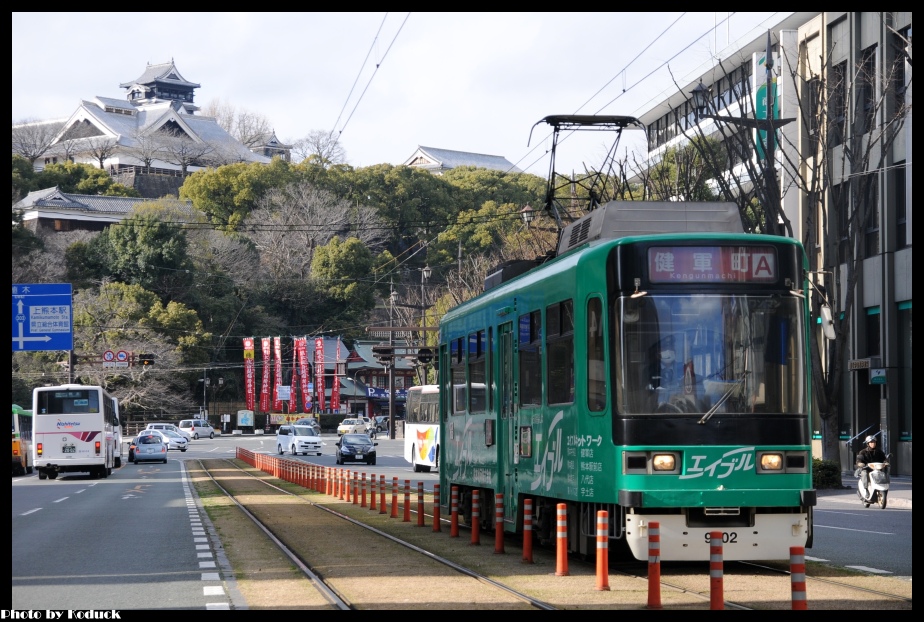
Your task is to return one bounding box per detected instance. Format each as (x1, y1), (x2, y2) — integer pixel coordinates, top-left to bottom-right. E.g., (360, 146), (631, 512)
(616, 294), (805, 416)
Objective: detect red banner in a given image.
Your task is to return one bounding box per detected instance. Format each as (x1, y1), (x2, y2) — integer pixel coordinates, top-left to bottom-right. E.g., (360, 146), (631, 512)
(298, 338), (311, 411)
(290, 340), (299, 413)
(273, 337), (283, 412)
(260, 338), (271, 412)
(331, 339), (341, 412)
(315, 337), (325, 412)
(243, 337), (255, 411)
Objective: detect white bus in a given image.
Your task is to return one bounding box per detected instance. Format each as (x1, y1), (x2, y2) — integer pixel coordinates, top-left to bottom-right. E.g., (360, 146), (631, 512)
(404, 384), (439, 472)
(33, 384), (122, 480)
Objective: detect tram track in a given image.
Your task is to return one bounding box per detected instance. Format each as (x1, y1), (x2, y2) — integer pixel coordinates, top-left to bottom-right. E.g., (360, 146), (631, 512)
(192, 458), (554, 610)
(189, 456), (912, 610)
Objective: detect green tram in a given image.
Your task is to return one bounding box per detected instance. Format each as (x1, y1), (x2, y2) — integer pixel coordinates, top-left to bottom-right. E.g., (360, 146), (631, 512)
(437, 201), (816, 561)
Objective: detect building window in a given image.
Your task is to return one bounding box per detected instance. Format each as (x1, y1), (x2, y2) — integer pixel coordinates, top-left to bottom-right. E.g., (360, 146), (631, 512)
(897, 304), (912, 441)
(862, 173), (880, 257)
(866, 308), (880, 357)
(858, 45), (877, 134)
(894, 163), (907, 250)
(830, 62), (848, 147)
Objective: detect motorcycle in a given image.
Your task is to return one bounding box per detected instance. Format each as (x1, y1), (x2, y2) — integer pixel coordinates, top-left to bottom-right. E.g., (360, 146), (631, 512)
(856, 454), (891, 509)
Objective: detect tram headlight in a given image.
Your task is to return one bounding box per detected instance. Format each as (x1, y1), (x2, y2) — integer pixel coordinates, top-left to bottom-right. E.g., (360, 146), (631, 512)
(652, 454), (676, 471)
(759, 452), (784, 471)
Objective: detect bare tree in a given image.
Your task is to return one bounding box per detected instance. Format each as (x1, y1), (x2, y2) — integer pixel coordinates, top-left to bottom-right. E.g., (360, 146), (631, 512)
(202, 98), (273, 149)
(291, 129), (347, 167)
(126, 129), (166, 172)
(158, 134), (216, 176)
(12, 119), (65, 165)
(246, 181), (387, 280)
(82, 136), (120, 170)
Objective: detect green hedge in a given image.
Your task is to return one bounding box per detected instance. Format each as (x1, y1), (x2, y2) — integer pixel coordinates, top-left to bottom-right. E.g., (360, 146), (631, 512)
(812, 458), (844, 489)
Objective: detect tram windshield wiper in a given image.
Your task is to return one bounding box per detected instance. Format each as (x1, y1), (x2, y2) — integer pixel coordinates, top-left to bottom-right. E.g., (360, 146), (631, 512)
(698, 371), (750, 425)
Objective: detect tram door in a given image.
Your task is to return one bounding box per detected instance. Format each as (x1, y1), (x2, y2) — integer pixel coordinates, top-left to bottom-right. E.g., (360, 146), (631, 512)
(498, 322), (516, 524)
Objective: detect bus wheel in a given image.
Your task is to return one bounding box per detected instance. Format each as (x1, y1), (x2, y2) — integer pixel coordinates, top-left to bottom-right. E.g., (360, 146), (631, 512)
(115, 457), (121, 468)
(26, 466), (33, 475)
(38, 470), (47, 480)
(48, 471), (57, 480)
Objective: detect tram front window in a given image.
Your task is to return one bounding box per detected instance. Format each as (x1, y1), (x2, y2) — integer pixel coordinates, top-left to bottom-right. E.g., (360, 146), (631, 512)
(616, 294), (805, 416)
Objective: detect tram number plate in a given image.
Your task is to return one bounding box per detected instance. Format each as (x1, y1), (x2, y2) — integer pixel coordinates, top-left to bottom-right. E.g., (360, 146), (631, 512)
(62, 444), (76, 454)
(704, 532), (738, 544)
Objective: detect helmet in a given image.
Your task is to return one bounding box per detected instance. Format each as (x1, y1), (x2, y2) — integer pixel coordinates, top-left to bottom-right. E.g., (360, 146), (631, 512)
(864, 435), (877, 444)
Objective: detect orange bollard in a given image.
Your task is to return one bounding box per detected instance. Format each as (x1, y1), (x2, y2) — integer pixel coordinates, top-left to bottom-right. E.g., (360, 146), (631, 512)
(351, 471), (358, 504)
(369, 473), (377, 510)
(647, 521), (662, 609)
(709, 531), (724, 610)
(470, 489), (481, 545)
(432, 483), (441, 532)
(325, 467), (331, 495)
(595, 510), (610, 591)
(361, 473), (367, 508)
(417, 481), (425, 526)
(403, 480), (411, 522)
(494, 493), (505, 554)
(790, 546), (808, 610)
(450, 486), (459, 537)
(379, 475), (388, 514)
(391, 477), (400, 518)
(522, 498), (533, 564)
(555, 503), (569, 576)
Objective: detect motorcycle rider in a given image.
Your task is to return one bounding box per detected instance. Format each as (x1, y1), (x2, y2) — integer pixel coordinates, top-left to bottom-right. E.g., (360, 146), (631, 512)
(856, 435), (886, 495)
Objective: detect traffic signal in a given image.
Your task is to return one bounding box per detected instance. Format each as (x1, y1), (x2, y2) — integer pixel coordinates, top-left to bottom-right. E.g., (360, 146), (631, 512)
(416, 348), (433, 365)
(372, 344), (394, 364)
(139, 353), (156, 366)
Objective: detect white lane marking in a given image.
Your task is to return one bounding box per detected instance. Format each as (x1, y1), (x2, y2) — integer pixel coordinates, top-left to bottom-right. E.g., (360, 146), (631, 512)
(812, 524), (894, 535)
(201, 573), (220, 581)
(21, 508), (42, 515)
(199, 561), (216, 568)
(203, 586), (225, 596)
(846, 565), (893, 574)
(53, 497), (68, 503)
(205, 603), (230, 610)
(804, 556), (829, 562)
(75, 489), (86, 494)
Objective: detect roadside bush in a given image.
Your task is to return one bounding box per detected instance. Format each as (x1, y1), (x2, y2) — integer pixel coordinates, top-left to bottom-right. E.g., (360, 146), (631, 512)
(812, 457), (844, 489)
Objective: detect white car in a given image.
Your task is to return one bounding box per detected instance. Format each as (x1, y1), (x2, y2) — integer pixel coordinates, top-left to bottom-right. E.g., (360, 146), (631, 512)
(146, 422), (191, 441)
(146, 428), (188, 452)
(276, 424), (323, 456)
(179, 418), (216, 439)
(337, 418), (368, 436)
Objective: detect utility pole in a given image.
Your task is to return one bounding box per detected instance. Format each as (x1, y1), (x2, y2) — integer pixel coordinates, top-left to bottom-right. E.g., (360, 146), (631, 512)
(388, 283), (397, 440)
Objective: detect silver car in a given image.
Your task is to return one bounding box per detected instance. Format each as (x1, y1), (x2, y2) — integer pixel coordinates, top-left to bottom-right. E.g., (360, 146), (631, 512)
(131, 433), (168, 464)
(148, 428), (188, 452)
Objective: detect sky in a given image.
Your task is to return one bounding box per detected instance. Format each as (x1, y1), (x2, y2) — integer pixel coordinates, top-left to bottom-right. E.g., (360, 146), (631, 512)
(12, 12), (786, 177)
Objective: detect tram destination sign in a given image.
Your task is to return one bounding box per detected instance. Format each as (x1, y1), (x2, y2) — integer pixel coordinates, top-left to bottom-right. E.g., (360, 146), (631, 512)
(12, 283), (74, 352)
(648, 246), (778, 284)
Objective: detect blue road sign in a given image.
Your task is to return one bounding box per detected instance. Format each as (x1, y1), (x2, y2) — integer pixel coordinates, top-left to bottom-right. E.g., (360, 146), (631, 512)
(12, 283), (74, 351)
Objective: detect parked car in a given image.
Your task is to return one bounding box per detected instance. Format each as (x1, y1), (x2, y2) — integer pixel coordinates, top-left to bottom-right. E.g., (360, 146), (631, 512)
(335, 434), (377, 465)
(373, 416), (390, 433)
(359, 416), (376, 436)
(179, 418), (215, 439)
(294, 417), (321, 435)
(336, 418), (368, 436)
(276, 424), (323, 456)
(145, 422), (191, 441)
(127, 436), (139, 462)
(147, 429), (188, 452)
(131, 433), (168, 464)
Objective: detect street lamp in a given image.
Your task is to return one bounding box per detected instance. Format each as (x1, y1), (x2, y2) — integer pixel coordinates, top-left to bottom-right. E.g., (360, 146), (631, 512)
(388, 287), (398, 440)
(419, 265), (431, 382)
(689, 32), (794, 235)
(520, 203), (536, 227)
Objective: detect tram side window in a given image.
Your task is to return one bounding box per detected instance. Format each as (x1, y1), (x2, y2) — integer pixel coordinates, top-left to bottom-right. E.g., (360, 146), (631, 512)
(450, 337), (466, 415)
(468, 330), (487, 413)
(587, 297), (606, 411)
(547, 300), (574, 405)
(519, 311), (542, 406)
